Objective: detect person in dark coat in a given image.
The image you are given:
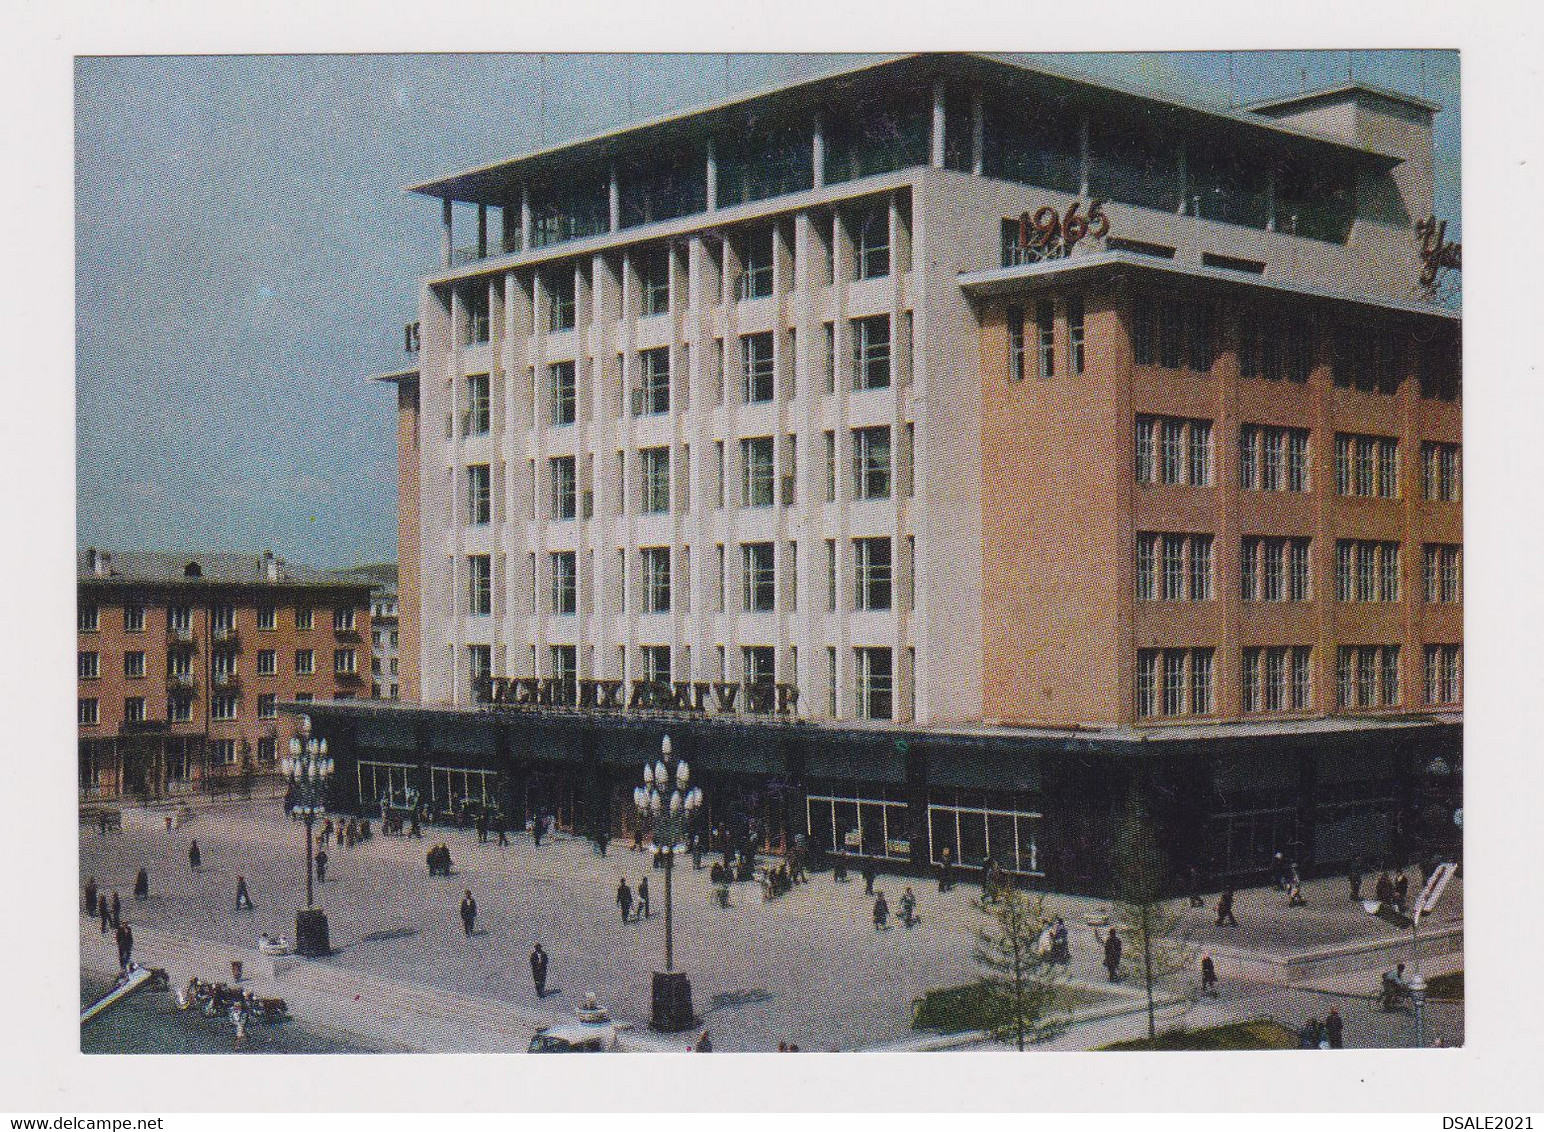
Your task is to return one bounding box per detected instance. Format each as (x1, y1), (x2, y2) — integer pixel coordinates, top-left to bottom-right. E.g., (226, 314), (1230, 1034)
(460, 890), (477, 935)
(133, 868), (149, 900)
(475, 813), (488, 844)
(1348, 866), (1364, 903)
(1200, 954), (1218, 997)
(862, 862), (876, 896)
(616, 878), (633, 923)
(97, 893), (111, 934)
(872, 892), (889, 930)
(320, 818), (333, 847)
(531, 815), (544, 849)
(497, 819), (509, 847)
(637, 876), (650, 919)
(1216, 888), (1237, 926)
(1103, 928), (1122, 981)
(84, 877), (98, 918)
(937, 847), (953, 893)
(114, 921), (133, 969)
(110, 891), (122, 929)
(529, 943), (549, 998)
(315, 849), (328, 884)
(1299, 1017), (1323, 1049)
(1324, 1007), (1344, 1048)
(1375, 871), (1394, 906)
(1393, 872), (1410, 913)
(234, 875), (254, 910)
(188, 839), (201, 871)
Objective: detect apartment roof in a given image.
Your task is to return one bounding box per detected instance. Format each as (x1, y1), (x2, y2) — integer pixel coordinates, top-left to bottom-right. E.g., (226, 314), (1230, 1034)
(957, 249), (1462, 321)
(408, 52), (1404, 206)
(1245, 81), (1443, 116)
(77, 549), (367, 589)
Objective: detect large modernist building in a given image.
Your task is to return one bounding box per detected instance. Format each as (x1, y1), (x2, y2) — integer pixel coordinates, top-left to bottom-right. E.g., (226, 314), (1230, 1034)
(327, 53), (1460, 892)
(78, 549), (374, 798)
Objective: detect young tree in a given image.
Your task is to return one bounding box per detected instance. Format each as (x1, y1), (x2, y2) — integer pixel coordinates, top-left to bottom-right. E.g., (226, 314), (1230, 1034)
(973, 887), (1062, 1050)
(1109, 785), (1196, 1040)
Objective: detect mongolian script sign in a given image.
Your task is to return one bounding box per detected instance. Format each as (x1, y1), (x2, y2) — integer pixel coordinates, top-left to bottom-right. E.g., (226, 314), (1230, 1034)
(1415, 216), (1461, 288)
(475, 676), (800, 717)
(1016, 199), (1110, 261)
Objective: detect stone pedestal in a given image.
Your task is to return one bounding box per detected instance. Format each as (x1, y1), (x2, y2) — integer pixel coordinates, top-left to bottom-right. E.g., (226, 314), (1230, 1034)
(650, 970), (694, 1032)
(296, 907), (330, 957)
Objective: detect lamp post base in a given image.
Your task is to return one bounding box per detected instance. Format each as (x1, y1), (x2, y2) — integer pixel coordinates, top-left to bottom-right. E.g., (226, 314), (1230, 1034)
(296, 908), (331, 957)
(649, 970), (695, 1032)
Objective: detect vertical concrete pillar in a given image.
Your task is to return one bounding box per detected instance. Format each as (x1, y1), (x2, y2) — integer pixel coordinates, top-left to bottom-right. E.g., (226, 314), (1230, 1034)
(970, 88), (984, 176)
(520, 185), (533, 249)
(441, 197), (453, 268)
(1079, 114), (1091, 197)
(930, 80), (946, 168)
(609, 164), (621, 232)
(477, 204), (488, 258)
(705, 139), (718, 211)
(812, 111), (826, 188)
(502, 202), (518, 254)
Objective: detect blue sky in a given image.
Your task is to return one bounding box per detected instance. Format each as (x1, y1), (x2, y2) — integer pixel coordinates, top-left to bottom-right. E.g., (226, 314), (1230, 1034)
(75, 51), (1459, 569)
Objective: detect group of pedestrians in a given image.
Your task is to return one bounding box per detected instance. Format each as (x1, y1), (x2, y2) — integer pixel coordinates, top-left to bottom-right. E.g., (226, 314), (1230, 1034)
(426, 844), (455, 875)
(1299, 1007), (1345, 1049)
(319, 816), (372, 849)
(84, 875), (135, 970)
(615, 876), (651, 922)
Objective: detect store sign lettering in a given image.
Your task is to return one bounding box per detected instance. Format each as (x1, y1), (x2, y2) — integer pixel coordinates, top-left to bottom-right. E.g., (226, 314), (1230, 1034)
(1415, 215), (1461, 287)
(476, 677), (799, 717)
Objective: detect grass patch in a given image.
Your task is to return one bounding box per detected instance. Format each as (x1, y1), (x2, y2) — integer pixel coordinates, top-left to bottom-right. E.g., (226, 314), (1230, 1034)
(911, 982), (1113, 1034)
(1102, 1019), (1297, 1051)
(1426, 971), (1463, 999)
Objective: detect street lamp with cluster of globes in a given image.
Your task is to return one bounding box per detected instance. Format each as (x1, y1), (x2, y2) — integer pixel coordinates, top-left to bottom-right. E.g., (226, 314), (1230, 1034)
(282, 718), (334, 957)
(634, 735), (703, 1031)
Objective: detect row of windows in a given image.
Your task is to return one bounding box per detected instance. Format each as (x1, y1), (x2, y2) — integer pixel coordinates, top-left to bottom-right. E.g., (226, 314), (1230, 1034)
(371, 629), (400, 649)
(468, 535), (914, 617)
(79, 691), (331, 727)
(78, 648), (358, 679)
(1006, 299), (1085, 381)
(78, 603), (359, 635)
(1135, 643), (1462, 718)
(1137, 536), (1462, 605)
(466, 424), (911, 526)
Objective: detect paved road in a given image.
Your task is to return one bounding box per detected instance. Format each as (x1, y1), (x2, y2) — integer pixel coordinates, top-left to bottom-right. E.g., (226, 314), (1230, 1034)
(78, 799), (1462, 1052)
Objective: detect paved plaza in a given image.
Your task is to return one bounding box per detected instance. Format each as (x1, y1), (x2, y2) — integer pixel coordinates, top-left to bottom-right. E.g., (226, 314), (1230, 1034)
(79, 796), (1462, 1052)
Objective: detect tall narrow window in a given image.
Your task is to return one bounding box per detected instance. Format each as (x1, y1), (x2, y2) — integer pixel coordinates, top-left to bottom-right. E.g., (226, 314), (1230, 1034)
(640, 447), (671, 514)
(741, 438), (774, 507)
(741, 543), (775, 611)
(852, 426), (891, 500)
(637, 347), (670, 415)
(824, 431), (837, 501)
(854, 537), (893, 611)
(468, 555), (492, 616)
(854, 206), (890, 279)
(549, 361), (576, 425)
(550, 456), (577, 519)
(738, 229), (775, 300)
(467, 464), (491, 525)
(826, 539), (838, 612)
(1006, 305), (1026, 382)
(852, 315), (891, 390)
(465, 373), (490, 435)
(855, 647), (893, 721)
(547, 270), (576, 331)
(640, 247), (671, 317)
(641, 547), (671, 613)
(550, 552), (576, 614)
(742, 332), (775, 403)
(1036, 300), (1055, 378)
(1067, 296), (1085, 375)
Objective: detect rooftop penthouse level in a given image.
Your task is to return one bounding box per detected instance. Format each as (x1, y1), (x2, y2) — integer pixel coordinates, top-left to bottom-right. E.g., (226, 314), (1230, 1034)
(410, 53), (1437, 302)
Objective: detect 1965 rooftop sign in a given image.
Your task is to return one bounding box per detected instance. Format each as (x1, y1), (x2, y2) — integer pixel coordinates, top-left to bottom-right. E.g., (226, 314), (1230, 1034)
(475, 677), (800, 717)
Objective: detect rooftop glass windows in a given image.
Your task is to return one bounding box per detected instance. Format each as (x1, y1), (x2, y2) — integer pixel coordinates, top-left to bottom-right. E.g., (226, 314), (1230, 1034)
(530, 178), (608, 249)
(1088, 115), (1181, 215)
(982, 96), (1081, 195)
(716, 117), (813, 207)
(620, 146), (706, 228)
(1187, 140), (1271, 230)
(825, 88), (930, 184)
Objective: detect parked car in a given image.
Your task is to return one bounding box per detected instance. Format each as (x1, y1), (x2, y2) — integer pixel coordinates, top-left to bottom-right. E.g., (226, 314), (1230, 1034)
(527, 1024), (619, 1053)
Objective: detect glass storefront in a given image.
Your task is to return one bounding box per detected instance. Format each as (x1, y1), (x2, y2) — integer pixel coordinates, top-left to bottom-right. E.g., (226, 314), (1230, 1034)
(357, 759), (417, 811)
(806, 788), (910, 861)
(429, 764), (499, 815)
(927, 801), (1043, 875)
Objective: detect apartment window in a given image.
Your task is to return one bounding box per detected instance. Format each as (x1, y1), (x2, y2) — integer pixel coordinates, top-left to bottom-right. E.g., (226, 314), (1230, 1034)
(468, 555), (492, 616)
(549, 552), (577, 615)
(742, 333), (775, 403)
(738, 230), (775, 300)
(1425, 644), (1462, 705)
(547, 270), (576, 332)
(462, 644), (490, 688)
(255, 606), (275, 631)
(466, 464), (492, 525)
(822, 431), (837, 502)
(1006, 305), (1026, 382)
(852, 315), (891, 390)
(1336, 645), (1400, 709)
(640, 644), (671, 688)
(167, 695), (193, 723)
(826, 539), (839, 612)
(640, 447), (671, 513)
(641, 547), (671, 613)
(1036, 300), (1055, 378)
(465, 373), (490, 436)
(1137, 533), (1212, 601)
(79, 698), (99, 726)
(1240, 426), (1310, 492)
(1068, 296), (1086, 375)
(213, 649), (237, 679)
(636, 347), (670, 415)
(827, 647), (839, 717)
(257, 649), (276, 676)
(1422, 442), (1461, 502)
(168, 650), (192, 679)
(123, 651), (145, 679)
(1334, 540), (1401, 603)
(1335, 434), (1400, 499)
(294, 693), (314, 705)
(1131, 296), (1155, 366)
(1243, 647), (1313, 713)
(212, 693), (238, 721)
(854, 206), (890, 279)
(1424, 545), (1463, 604)
(257, 693), (278, 720)
(1136, 648), (1214, 718)
(334, 606), (355, 632)
(334, 648), (357, 675)
(1135, 416), (1211, 486)
(124, 697), (145, 724)
(854, 537), (893, 611)
(741, 542), (776, 612)
(464, 286), (490, 344)
(550, 455), (577, 519)
(1241, 538), (1312, 602)
(743, 645), (776, 691)
(640, 248), (671, 317)
(79, 651), (99, 680)
(124, 605), (145, 632)
(822, 322), (836, 394)
(742, 438), (775, 507)
(295, 649), (315, 675)
(855, 647), (893, 721)
(547, 361), (577, 426)
(852, 426), (891, 500)
(169, 605), (192, 633)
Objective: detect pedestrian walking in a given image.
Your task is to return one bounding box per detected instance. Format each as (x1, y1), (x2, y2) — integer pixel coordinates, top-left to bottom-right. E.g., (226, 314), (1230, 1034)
(188, 839), (201, 871)
(1299, 1016), (1325, 1049)
(862, 862), (876, 896)
(315, 849), (328, 884)
(110, 891), (122, 929)
(114, 921), (134, 970)
(938, 846), (954, 893)
(616, 877), (633, 923)
(321, 818), (333, 847)
(134, 868), (149, 900)
(1393, 872), (1410, 914)
(1215, 888), (1237, 926)
(691, 834), (703, 870)
(459, 890), (477, 935)
(1200, 954), (1218, 997)
(1187, 865), (1205, 908)
(1375, 871), (1394, 907)
(497, 819), (509, 847)
(872, 891), (889, 930)
(899, 886), (917, 928)
(638, 876), (650, 919)
(1324, 1006), (1344, 1048)
(84, 876), (98, 918)
(98, 893), (111, 934)
(530, 943), (549, 998)
(1348, 866), (1363, 903)
(408, 813), (422, 839)
(1103, 928), (1122, 982)
(99, 813), (110, 836)
(1272, 851), (1289, 891)
(531, 814), (544, 849)
(234, 875), (254, 910)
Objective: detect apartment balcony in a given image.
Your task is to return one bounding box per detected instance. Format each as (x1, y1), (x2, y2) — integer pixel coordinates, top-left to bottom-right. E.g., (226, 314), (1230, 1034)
(167, 672), (196, 691)
(213, 627), (240, 646)
(334, 626), (361, 642)
(168, 627), (196, 646)
(334, 669), (363, 683)
(213, 671), (241, 689)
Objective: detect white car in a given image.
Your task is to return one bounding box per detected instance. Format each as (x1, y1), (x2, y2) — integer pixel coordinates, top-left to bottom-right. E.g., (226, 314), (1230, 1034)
(527, 1024), (620, 1053)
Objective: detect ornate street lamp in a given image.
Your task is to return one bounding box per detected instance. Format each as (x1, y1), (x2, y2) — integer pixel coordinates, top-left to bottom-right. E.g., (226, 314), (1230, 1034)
(282, 716), (334, 957)
(634, 734), (703, 1031)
